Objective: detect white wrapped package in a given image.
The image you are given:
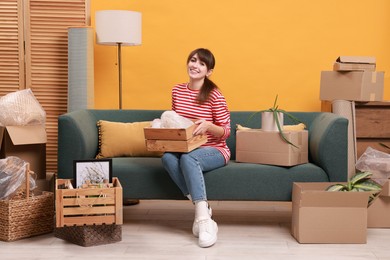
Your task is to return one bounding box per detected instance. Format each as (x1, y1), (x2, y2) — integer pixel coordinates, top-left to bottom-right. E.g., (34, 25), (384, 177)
(159, 110), (194, 128)
(356, 147), (390, 183)
(0, 156), (37, 200)
(0, 89), (46, 126)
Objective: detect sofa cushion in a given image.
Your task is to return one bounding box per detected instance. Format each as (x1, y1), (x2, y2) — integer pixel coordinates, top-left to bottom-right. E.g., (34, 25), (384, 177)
(96, 120), (162, 158)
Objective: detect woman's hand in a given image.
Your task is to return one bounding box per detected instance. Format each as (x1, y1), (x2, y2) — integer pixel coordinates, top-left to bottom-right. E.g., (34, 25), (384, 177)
(193, 119), (211, 136)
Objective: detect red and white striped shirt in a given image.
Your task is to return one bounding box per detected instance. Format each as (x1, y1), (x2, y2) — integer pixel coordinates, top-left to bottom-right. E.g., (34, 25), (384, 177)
(171, 83), (231, 163)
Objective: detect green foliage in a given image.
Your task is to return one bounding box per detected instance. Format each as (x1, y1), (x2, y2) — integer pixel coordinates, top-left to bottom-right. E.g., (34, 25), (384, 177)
(326, 171), (382, 206)
(247, 95), (303, 148)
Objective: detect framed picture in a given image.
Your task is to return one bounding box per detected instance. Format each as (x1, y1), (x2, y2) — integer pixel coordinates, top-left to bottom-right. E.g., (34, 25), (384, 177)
(73, 159), (112, 188)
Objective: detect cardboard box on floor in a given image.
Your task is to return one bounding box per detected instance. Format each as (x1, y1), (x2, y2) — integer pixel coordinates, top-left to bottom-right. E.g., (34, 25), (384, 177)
(320, 71), (384, 102)
(236, 130), (308, 166)
(333, 56), (376, 71)
(0, 125), (47, 179)
(368, 180), (390, 228)
(291, 182), (370, 244)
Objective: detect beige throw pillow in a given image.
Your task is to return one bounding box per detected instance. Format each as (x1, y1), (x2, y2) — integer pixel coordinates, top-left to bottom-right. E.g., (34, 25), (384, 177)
(96, 120), (162, 158)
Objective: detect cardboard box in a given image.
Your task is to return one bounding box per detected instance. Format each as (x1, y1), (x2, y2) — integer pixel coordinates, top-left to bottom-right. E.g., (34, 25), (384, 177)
(368, 180), (390, 228)
(236, 129), (308, 166)
(0, 125), (46, 179)
(144, 124), (207, 153)
(333, 56), (376, 71)
(291, 182), (370, 244)
(320, 71), (384, 101)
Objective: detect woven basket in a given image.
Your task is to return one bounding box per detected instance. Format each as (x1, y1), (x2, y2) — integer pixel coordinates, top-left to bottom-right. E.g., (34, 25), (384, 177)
(0, 167), (54, 242)
(54, 224), (122, 247)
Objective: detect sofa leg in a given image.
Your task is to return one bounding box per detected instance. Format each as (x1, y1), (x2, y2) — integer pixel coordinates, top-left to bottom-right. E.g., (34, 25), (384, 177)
(123, 199), (140, 206)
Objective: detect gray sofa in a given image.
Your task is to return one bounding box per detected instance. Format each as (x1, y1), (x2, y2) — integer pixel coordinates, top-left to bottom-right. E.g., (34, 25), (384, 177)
(57, 109), (348, 201)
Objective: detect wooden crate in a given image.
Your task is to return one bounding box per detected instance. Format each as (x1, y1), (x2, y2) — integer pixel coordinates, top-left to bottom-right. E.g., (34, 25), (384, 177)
(55, 178), (123, 227)
(144, 124), (207, 152)
(144, 124), (196, 140)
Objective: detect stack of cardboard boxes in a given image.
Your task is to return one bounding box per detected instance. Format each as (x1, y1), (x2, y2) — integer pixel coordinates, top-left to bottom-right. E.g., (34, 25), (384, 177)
(320, 56), (384, 102)
(291, 56), (388, 244)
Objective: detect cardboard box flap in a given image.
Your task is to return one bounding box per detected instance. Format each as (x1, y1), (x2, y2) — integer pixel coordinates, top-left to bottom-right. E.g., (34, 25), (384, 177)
(336, 56), (376, 64)
(6, 125), (47, 145)
(293, 182), (370, 208)
(380, 180), (390, 197)
(299, 190), (369, 208)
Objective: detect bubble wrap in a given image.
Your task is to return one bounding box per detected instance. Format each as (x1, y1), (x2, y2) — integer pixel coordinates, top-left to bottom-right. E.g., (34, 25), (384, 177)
(0, 89), (46, 126)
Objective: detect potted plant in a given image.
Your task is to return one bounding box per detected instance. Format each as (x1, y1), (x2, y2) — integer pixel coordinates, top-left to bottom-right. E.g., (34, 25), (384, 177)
(326, 171), (382, 206)
(247, 95), (304, 148)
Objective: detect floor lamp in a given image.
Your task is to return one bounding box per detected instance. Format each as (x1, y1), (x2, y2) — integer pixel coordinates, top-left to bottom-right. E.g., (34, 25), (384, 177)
(95, 10), (142, 109)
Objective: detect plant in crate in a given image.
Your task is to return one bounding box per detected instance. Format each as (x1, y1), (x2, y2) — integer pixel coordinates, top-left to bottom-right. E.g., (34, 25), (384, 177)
(246, 95), (304, 148)
(326, 171), (382, 206)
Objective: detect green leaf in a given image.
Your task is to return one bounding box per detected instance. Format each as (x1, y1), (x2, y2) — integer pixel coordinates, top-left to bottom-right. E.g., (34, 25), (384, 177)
(349, 172), (373, 186)
(326, 183), (347, 191)
(379, 142), (390, 150)
(353, 181), (382, 192)
(272, 95), (278, 110)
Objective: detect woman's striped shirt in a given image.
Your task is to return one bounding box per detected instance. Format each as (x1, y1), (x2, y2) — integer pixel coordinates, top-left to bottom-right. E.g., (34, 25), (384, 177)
(171, 83), (231, 163)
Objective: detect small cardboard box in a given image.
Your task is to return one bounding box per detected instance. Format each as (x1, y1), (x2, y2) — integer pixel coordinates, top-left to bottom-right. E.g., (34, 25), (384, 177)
(320, 71), (384, 101)
(368, 180), (390, 228)
(144, 124), (207, 153)
(0, 125), (47, 179)
(291, 182), (370, 244)
(333, 56), (376, 71)
(236, 130), (308, 166)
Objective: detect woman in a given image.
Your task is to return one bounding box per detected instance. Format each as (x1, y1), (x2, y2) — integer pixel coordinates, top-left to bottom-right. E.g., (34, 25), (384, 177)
(161, 48), (231, 248)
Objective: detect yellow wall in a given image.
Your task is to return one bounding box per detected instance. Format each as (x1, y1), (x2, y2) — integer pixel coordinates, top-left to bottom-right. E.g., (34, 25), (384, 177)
(92, 0), (390, 111)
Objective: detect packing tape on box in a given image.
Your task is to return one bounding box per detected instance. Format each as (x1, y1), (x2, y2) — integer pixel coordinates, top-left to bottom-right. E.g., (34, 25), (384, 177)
(371, 72), (377, 83)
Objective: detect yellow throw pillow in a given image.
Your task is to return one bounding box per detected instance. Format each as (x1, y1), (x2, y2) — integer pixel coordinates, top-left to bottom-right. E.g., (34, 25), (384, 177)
(96, 120), (162, 158)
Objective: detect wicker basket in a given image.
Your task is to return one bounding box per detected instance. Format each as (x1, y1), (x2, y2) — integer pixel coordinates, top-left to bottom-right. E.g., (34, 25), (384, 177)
(54, 224), (122, 247)
(0, 167), (54, 242)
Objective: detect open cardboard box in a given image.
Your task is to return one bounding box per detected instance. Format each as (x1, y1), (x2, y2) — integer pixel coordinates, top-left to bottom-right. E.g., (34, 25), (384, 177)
(236, 130), (308, 166)
(291, 182), (370, 244)
(320, 71), (384, 102)
(144, 124), (207, 153)
(0, 125), (47, 179)
(333, 56), (376, 71)
(368, 180), (390, 228)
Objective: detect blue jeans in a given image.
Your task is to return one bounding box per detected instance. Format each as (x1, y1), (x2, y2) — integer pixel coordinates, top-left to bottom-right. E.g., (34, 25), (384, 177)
(161, 147), (226, 203)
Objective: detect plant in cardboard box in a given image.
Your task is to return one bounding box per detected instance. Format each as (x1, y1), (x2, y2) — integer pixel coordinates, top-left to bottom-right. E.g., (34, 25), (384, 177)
(245, 95), (305, 148)
(326, 171), (382, 206)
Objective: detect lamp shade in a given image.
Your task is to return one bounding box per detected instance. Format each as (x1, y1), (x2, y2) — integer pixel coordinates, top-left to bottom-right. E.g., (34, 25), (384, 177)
(95, 10), (142, 46)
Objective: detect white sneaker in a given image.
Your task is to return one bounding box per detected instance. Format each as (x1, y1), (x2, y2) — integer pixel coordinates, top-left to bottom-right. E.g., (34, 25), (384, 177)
(198, 218), (218, 248)
(192, 206), (212, 237)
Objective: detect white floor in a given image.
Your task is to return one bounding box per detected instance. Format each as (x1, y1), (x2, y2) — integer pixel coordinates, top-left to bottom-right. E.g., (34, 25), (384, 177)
(1, 200), (390, 260)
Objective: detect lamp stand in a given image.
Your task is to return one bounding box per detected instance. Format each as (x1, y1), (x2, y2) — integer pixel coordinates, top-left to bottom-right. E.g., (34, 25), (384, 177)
(117, 42), (123, 109)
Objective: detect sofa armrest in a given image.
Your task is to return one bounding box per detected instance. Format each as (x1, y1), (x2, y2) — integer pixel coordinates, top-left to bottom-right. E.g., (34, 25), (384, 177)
(57, 110), (99, 179)
(309, 112), (348, 182)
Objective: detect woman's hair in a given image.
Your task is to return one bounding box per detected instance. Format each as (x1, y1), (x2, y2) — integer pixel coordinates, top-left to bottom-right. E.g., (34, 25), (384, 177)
(187, 48), (218, 104)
